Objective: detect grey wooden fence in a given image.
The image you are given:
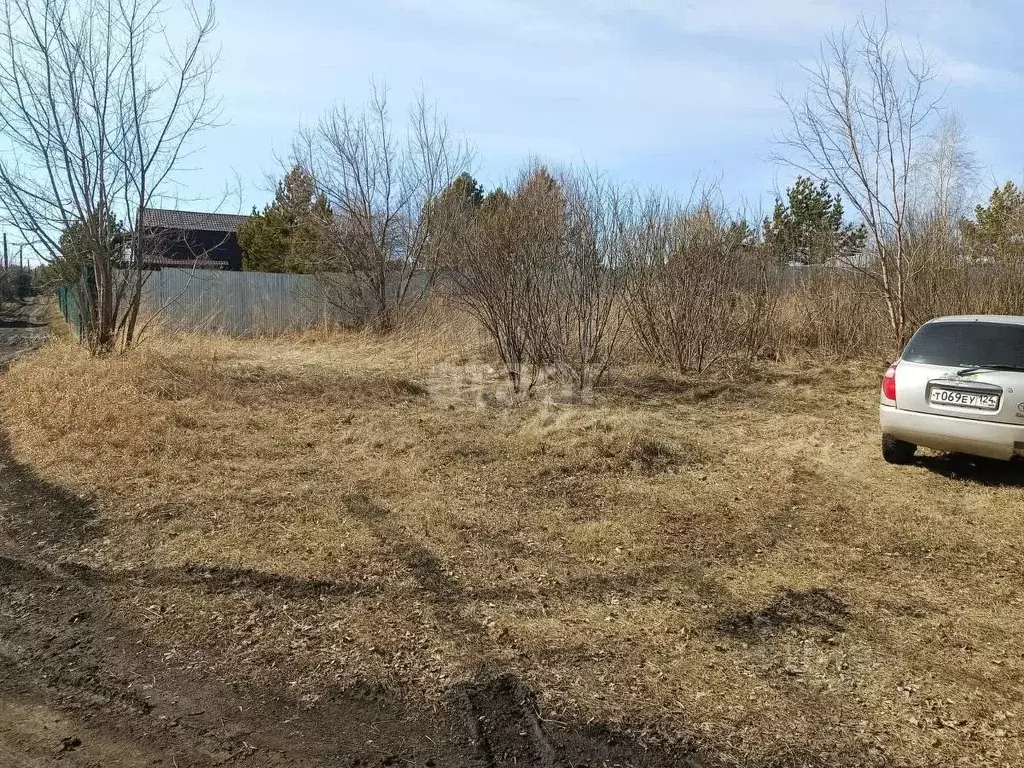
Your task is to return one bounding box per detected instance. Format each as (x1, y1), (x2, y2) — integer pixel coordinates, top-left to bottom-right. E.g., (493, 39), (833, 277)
(133, 268), (342, 335)
(130, 268), (435, 335)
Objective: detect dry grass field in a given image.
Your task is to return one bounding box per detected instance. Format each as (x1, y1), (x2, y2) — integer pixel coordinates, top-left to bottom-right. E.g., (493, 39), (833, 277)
(1, 320), (1022, 767)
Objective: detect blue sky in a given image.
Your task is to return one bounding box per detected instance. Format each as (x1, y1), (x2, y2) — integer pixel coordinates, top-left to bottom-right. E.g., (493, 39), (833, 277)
(149, 0), (1024, 216)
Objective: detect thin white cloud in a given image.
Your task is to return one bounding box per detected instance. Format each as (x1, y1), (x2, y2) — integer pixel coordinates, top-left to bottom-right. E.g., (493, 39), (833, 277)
(942, 60), (1021, 91)
(601, 0), (852, 42)
(390, 0), (614, 45)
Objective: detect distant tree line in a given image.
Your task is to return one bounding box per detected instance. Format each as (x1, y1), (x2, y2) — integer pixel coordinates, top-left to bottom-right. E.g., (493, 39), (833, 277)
(13, 0), (1024, 364)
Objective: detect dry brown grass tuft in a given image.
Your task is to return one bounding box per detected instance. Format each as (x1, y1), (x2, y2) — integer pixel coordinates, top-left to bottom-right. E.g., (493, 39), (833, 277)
(517, 408), (707, 475)
(2, 328), (1023, 767)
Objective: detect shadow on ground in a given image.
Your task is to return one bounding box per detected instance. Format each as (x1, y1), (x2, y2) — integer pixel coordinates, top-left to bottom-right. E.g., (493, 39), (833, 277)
(0, 318), (48, 329)
(915, 452), (1024, 488)
(716, 588), (850, 641)
(0, 434), (100, 545)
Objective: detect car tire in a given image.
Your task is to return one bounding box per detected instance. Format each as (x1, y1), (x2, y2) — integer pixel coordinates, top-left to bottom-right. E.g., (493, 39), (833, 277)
(882, 434), (916, 464)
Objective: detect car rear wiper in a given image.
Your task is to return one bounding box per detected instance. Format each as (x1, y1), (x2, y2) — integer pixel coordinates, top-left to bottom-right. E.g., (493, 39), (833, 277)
(955, 364), (1024, 376)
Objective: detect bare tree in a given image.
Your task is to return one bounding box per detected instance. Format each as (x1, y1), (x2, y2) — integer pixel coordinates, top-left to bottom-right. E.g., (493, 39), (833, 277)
(896, 114), (979, 326)
(916, 111), (979, 228)
(0, 0), (220, 353)
(779, 15), (941, 346)
(295, 86), (472, 331)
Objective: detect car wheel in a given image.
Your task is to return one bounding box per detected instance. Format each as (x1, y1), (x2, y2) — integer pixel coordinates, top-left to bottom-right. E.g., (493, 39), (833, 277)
(882, 434), (917, 464)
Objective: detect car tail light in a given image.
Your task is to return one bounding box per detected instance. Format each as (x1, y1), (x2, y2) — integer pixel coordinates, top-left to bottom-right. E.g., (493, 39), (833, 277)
(881, 362), (898, 402)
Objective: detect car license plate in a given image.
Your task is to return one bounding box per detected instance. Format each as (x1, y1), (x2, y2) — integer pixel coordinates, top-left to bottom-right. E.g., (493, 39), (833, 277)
(929, 387), (1000, 410)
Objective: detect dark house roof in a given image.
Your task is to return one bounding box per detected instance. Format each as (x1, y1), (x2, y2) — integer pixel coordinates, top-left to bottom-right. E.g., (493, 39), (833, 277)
(141, 208), (249, 233)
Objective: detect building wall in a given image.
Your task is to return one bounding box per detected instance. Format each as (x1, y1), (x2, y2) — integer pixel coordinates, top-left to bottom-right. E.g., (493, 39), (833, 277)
(148, 227), (244, 270)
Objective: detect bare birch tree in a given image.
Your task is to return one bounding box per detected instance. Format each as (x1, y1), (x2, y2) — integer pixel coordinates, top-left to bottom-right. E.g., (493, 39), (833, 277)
(916, 111), (979, 228)
(0, 0), (220, 353)
(898, 114), (980, 324)
(779, 15), (941, 346)
(295, 86), (472, 330)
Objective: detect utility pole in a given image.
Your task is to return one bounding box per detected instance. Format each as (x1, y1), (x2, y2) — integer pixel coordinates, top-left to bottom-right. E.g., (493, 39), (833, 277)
(3, 232), (7, 270)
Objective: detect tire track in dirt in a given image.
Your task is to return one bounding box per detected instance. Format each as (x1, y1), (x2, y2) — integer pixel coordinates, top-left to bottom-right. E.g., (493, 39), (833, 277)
(351, 497), (719, 768)
(0, 432), (480, 766)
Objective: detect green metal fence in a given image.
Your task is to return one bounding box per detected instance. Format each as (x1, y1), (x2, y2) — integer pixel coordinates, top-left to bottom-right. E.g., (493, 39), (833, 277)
(57, 284), (85, 339)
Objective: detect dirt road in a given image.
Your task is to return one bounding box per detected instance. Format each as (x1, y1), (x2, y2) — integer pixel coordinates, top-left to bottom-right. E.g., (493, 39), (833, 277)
(0, 438), (467, 766)
(0, 298), (51, 367)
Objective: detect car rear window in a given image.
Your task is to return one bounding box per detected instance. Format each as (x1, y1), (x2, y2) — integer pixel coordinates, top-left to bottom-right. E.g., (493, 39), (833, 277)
(902, 321), (1024, 367)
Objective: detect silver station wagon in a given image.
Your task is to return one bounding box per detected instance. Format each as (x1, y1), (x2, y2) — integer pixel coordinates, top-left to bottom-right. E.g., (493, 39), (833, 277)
(880, 316), (1024, 464)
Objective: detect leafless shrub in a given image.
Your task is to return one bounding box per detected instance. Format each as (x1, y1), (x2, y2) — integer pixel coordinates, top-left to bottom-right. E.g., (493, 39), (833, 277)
(544, 171), (631, 392)
(444, 167), (560, 393)
(769, 268), (888, 360)
(902, 214), (973, 324)
(509, 167), (567, 378)
(735, 243), (784, 364)
(767, 244), (1024, 363)
(445, 166), (631, 395)
(977, 255), (1024, 316)
(623, 195), (752, 375)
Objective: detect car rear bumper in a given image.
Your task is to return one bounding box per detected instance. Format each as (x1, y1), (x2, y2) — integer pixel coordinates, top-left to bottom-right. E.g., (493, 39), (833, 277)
(880, 405), (1024, 460)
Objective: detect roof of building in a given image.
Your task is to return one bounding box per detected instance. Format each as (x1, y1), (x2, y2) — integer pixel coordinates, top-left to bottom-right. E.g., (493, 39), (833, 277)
(141, 208), (249, 233)
(141, 255), (229, 270)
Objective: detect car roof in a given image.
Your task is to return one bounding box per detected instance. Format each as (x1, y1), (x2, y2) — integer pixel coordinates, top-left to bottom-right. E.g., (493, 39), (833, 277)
(926, 315), (1024, 326)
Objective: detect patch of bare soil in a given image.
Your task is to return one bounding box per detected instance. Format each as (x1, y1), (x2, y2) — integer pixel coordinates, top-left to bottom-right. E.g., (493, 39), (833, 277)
(716, 588), (850, 640)
(0, 433), (714, 767)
